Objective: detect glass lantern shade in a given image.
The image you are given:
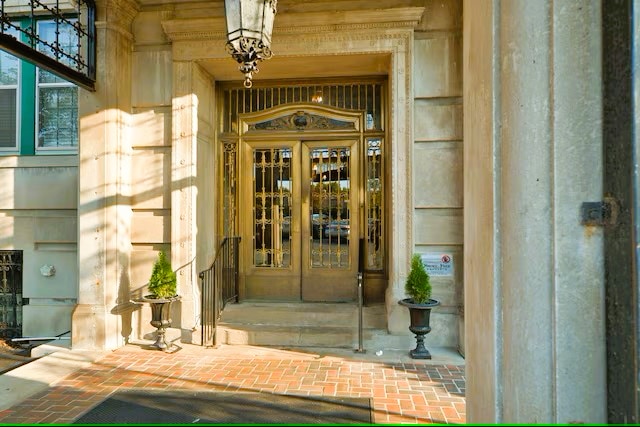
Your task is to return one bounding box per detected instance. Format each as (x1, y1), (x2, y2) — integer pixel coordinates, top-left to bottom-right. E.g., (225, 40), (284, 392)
(224, 0), (277, 88)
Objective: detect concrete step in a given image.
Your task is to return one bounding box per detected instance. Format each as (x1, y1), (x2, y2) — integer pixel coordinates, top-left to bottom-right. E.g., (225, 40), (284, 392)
(217, 302), (388, 348)
(219, 301), (387, 329)
(218, 324), (373, 348)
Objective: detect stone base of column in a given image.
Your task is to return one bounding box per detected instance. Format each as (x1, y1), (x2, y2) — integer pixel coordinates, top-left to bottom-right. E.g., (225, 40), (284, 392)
(71, 304), (125, 351)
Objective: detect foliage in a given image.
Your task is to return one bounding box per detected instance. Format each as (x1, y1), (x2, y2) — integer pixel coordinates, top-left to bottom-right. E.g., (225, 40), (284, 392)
(147, 251), (177, 299)
(405, 254), (432, 304)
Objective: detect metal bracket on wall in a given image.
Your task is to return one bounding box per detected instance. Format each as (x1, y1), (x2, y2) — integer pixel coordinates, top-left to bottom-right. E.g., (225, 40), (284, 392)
(580, 197), (619, 227)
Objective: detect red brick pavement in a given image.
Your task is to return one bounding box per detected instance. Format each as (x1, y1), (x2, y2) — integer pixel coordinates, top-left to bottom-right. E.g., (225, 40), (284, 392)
(0, 344), (465, 424)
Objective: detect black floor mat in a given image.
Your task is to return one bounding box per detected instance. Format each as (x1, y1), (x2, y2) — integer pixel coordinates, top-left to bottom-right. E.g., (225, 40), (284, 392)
(73, 390), (373, 424)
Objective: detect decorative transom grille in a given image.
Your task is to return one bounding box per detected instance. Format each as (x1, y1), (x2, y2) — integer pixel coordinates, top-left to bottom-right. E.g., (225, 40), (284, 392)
(220, 81), (384, 133)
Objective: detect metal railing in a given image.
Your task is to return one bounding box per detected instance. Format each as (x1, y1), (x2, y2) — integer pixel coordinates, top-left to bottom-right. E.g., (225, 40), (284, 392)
(199, 236), (241, 348)
(0, 250), (23, 339)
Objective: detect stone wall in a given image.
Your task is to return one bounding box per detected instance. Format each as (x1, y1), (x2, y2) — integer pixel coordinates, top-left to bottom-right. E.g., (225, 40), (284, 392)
(0, 156), (78, 337)
(411, 0), (463, 351)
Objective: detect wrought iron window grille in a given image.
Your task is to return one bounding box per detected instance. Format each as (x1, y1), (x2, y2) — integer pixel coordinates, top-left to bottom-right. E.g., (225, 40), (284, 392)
(0, 0), (96, 91)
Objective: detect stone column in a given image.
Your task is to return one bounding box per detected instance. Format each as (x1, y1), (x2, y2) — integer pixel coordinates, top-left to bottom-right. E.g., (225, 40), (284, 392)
(72, 0), (138, 350)
(171, 61), (216, 344)
(463, 0), (606, 423)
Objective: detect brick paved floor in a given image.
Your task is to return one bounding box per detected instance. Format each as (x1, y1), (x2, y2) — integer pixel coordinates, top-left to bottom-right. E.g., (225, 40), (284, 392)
(0, 344), (465, 424)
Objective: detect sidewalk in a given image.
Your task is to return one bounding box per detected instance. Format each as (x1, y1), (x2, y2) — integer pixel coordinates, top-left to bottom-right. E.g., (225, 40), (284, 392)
(0, 342), (465, 424)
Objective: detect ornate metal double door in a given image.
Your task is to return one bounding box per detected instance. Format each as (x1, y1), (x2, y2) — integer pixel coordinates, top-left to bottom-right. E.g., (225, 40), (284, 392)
(241, 139), (360, 301)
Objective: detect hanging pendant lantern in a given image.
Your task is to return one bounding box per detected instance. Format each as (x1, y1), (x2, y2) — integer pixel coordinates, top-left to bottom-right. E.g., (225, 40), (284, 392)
(224, 0), (277, 88)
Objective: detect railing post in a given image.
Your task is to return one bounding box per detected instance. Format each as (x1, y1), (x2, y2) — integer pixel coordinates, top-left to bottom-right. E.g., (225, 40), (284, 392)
(355, 238), (366, 353)
(355, 272), (365, 353)
(233, 237), (241, 302)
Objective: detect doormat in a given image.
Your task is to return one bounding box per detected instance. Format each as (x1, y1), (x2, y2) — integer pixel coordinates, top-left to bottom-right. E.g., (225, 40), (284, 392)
(73, 390), (373, 424)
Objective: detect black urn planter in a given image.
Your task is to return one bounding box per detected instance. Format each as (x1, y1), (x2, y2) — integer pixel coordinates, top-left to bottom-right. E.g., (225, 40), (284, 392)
(398, 298), (440, 359)
(141, 295), (181, 351)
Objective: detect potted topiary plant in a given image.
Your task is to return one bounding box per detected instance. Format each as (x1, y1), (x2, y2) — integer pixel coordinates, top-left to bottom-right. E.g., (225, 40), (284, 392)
(398, 253), (440, 359)
(141, 251), (180, 351)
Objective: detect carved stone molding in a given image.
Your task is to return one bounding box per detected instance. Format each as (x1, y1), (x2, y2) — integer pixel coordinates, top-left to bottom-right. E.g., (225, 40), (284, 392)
(162, 7), (424, 42)
(95, 0), (140, 36)
(249, 111), (356, 132)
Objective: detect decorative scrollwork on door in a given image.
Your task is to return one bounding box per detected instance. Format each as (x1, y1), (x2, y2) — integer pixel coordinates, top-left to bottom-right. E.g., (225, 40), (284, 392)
(252, 148), (293, 268)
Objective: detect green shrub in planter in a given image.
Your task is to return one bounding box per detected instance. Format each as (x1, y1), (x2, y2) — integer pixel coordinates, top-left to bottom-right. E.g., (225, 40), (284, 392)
(147, 251), (177, 299)
(405, 253), (432, 304)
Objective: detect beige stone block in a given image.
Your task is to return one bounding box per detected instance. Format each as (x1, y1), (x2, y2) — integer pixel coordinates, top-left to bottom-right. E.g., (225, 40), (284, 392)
(414, 35), (462, 98)
(413, 142), (462, 207)
(131, 148), (171, 209)
(133, 11), (171, 46)
(194, 67), (214, 137)
(416, 0), (462, 32)
(23, 304), (73, 337)
(23, 250), (78, 298)
(414, 101), (462, 141)
(131, 212), (170, 244)
(5, 167), (77, 209)
(0, 169), (14, 209)
(425, 312), (459, 347)
(132, 50), (173, 107)
(0, 216), (17, 249)
(414, 208), (463, 245)
(131, 108), (171, 148)
(34, 217), (77, 242)
(0, 215), (45, 250)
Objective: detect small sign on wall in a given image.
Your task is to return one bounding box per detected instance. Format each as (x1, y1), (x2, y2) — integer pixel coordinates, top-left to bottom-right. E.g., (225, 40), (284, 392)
(420, 253), (454, 276)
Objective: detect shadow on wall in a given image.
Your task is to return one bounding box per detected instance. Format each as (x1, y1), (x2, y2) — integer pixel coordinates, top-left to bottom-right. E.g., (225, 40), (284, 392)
(110, 263), (140, 344)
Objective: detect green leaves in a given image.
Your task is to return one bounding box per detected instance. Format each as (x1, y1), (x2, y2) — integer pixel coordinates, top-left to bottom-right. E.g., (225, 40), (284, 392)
(405, 254), (432, 304)
(148, 251), (177, 299)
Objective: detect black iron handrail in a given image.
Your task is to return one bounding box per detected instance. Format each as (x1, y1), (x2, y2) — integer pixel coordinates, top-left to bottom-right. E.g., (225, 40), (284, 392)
(199, 236), (241, 347)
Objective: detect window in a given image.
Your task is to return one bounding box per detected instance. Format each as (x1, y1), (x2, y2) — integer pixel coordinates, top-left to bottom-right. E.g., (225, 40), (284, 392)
(36, 20), (79, 150)
(0, 19), (78, 155)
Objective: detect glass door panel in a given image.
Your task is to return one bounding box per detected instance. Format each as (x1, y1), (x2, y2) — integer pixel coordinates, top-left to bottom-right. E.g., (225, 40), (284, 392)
(242, 139), (359, 302)
(301, 141), (359, 301)
(242, 141), (301, 300)
(308, 147), (351, 269)
(252, 147), (293, 268)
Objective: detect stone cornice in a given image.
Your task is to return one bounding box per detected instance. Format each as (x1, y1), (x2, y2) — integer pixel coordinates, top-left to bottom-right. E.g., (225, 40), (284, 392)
(162, 6), (424, 42)
(95, 0), (140, 33)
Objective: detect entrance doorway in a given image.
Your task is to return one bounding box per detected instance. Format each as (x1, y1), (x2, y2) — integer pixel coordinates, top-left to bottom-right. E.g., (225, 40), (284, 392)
(219, 81), (387, 303)
(241, 139), (359, 301)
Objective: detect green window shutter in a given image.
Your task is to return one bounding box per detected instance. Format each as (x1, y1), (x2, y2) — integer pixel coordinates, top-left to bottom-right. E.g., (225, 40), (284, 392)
(19, 61), (35, 156)
(17, 18), (35, 156)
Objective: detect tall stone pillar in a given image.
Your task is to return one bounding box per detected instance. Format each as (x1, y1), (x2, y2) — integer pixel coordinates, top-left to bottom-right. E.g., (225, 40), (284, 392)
(463, 0), (606, 423)
(72, 0), (138, 350)
(170, 61), (216, 344)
